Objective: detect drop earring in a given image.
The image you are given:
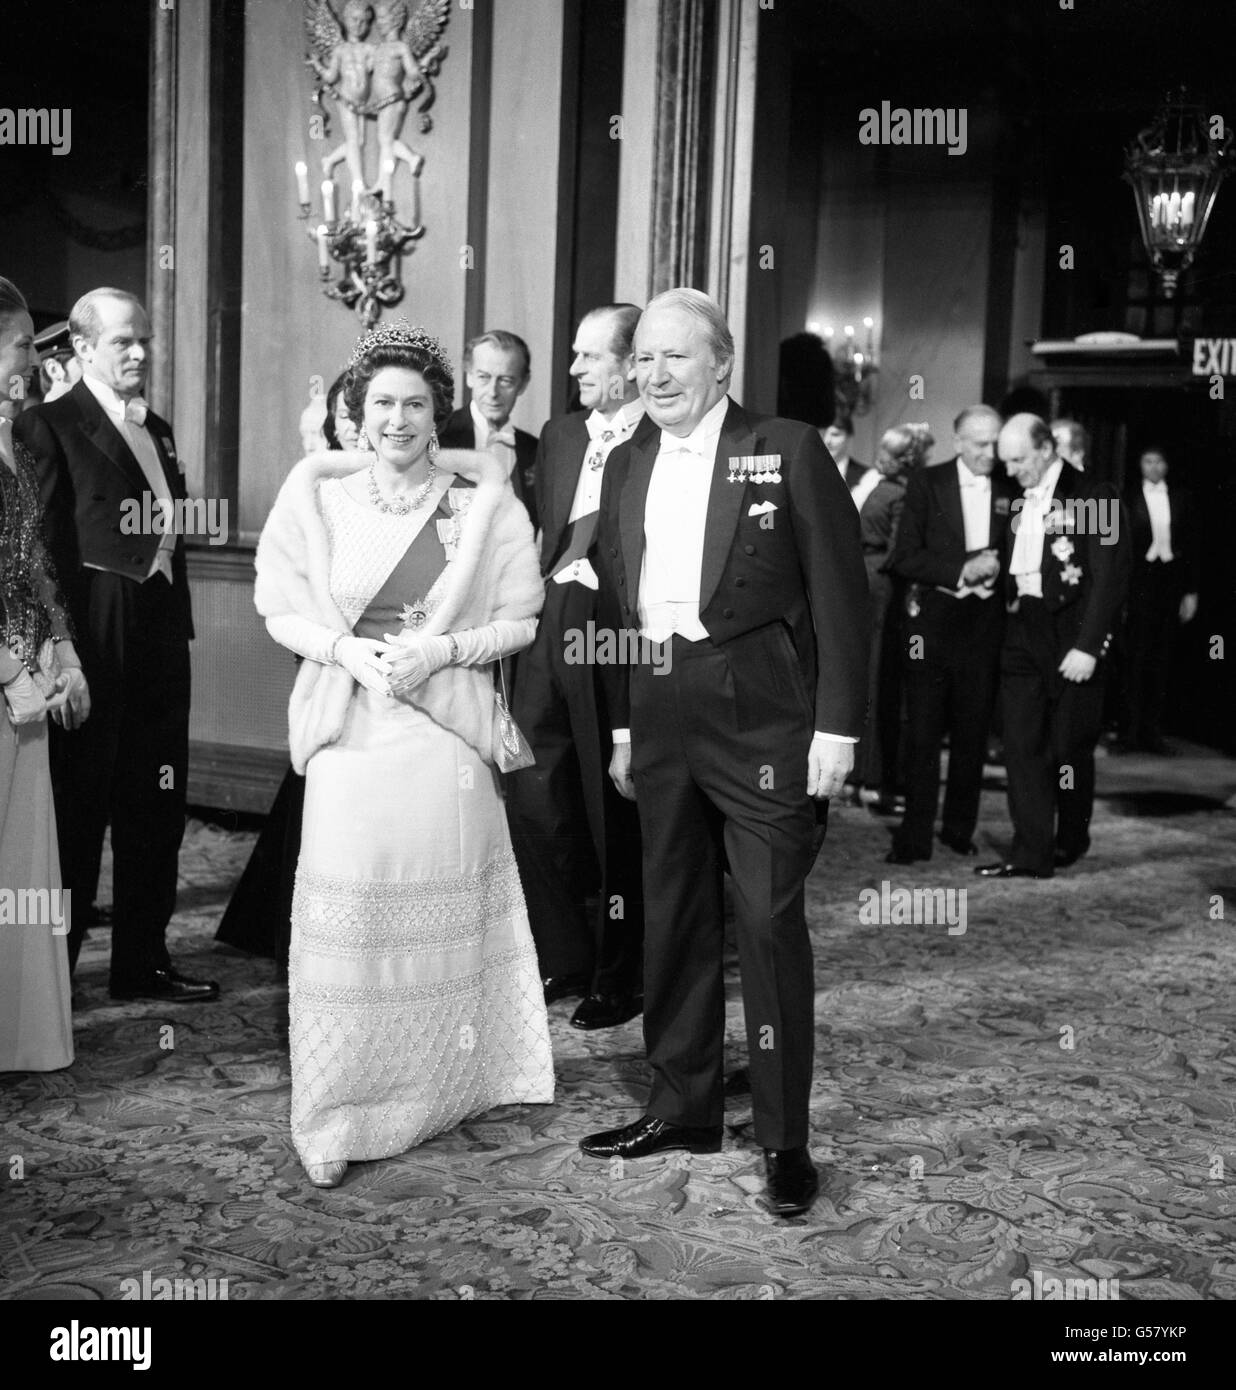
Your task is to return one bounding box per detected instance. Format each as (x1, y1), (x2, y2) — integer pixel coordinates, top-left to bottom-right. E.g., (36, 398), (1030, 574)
(428, 428), (440, 464)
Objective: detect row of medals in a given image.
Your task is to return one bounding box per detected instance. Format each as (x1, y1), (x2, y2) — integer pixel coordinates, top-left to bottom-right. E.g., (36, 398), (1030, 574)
(727, 455), (782, 484)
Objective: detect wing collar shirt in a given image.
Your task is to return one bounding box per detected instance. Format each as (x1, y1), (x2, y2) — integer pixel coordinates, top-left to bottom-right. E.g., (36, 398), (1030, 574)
(470, 399), (516, 477)
(550, 398), (645, 591)
(638, 393), (730, 644)
(941, 459), (996, 599)
(628, 395), (851, 746)
(1008, 457), (1064, 599)
(82, 373), (175, 583)
(1143, 479), (1174, 562)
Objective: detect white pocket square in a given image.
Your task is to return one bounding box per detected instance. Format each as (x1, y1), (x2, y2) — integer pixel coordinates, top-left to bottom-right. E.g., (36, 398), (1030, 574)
(748, 500), (778, 516)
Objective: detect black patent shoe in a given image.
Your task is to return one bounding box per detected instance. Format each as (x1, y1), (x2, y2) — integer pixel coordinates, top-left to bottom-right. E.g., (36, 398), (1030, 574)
(579, 1115), (723, 1159)
(569, 992), (643, 1030)
(974, 861), (1053, 880)
(109, 967), (220, 1002)
(763, 1147), (819, 1216)
(542, 973), (589, 1004)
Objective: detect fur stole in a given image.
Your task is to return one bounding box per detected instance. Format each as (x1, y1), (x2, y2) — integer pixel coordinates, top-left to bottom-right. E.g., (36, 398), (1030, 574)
(254, 446), (543, 772)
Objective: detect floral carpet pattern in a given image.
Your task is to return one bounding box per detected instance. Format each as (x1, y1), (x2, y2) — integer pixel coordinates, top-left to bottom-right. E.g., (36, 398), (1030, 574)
(2, 747), (1234, 1301)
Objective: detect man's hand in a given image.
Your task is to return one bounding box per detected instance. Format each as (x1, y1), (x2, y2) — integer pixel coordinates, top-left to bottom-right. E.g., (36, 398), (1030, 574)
(1179, 592), (1198, 624)
(1058, 648), (1097, 683)
(807, 735), (853, 799)
(609, 742), (635, 801)
(51, 667), (90, 730)
(960, 550), (1000, 587)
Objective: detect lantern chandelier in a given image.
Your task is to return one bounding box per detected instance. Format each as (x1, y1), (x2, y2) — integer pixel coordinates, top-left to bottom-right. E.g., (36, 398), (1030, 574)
(1123, 89), (1232, 299)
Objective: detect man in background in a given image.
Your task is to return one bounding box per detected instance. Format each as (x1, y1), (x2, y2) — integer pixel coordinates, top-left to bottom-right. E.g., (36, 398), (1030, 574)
(977, 414), (1128, 879)
(440, 329), (538, 528)
(505, 304), (647, 1031)
(822, 417), (877, 511)
(1119, 444), (1200, 754)
(1051, 418), (1088, 473)
(34, 320), (82, 405)
(889, 405), (1014, 863)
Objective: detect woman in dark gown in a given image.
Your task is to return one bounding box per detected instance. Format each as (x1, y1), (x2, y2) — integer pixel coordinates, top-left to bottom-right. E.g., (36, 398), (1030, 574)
(215, 373), (352, 967)
(854, 421), (934, 815)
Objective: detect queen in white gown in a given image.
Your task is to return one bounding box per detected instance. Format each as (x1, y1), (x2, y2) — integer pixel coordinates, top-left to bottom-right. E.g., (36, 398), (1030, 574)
(254, 322), (553, 1186)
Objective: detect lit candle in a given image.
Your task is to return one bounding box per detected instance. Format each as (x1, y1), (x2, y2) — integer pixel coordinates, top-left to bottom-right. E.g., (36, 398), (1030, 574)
(844, 324), (855, 338)
(365, 218), (379, 267)
(351, 179), (364, 222)
(1181, 190), (1195, 227)
(316, 224), (330, 273)
(822, 325), (834, 340)
(294, 161), (310, 207)
(807, 319), (820, 334)
(1167, 190), (1182, 228)
(863, 315), (875, 353)
(321, 179), (336, 223)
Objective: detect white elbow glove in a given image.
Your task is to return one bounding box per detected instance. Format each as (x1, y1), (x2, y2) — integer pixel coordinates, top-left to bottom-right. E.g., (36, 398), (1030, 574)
(382, 618), (537, 698)
(266, 613), (349, 665)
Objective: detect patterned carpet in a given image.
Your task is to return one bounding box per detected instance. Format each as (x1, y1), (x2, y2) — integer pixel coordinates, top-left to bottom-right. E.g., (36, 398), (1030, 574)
(2, 744), (1234, 1301)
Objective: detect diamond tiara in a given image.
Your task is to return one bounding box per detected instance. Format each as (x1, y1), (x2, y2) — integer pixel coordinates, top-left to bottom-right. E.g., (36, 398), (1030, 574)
(347, 319), (452, 377)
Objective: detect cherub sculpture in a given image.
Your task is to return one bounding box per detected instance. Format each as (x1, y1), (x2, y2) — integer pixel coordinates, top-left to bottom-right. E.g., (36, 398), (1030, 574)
(306, 0), (375, 192)
(305, 0), (449, 200)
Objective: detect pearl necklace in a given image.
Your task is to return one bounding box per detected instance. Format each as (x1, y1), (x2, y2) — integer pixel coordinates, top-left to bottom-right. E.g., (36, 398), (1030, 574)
(367, 461), (437, 515)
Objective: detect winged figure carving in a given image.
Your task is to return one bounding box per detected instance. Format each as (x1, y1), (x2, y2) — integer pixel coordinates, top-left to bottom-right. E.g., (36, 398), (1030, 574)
(303, 0), (450, 199)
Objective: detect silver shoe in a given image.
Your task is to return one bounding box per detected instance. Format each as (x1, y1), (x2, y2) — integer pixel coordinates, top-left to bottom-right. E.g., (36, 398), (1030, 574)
(305, 1160), (347, 1188)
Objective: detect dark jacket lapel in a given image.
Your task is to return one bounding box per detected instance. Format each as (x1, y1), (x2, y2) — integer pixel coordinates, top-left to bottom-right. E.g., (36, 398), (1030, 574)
(70, 380), (150, 497)
(618, 420), (660, 599)
(549, 414), (588, 551)
(699, 399), (757, 612)
(938, 458), (965, 544)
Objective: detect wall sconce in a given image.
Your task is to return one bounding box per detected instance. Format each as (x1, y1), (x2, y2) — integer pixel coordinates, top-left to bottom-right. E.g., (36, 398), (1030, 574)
(296, 162), (424, 328)
(822, 315), (879, 418)
(1124, 89), (1231, 299)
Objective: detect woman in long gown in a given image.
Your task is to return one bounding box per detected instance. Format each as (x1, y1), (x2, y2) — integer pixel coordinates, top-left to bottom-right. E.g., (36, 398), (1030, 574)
(254, 322), (553, 1186)
(0, 276), (90, 1073)
(855, 422), (934, 814)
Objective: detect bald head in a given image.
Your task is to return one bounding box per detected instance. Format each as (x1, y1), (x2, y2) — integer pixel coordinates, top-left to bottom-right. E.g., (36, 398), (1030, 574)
(998, 412), (1057, 490)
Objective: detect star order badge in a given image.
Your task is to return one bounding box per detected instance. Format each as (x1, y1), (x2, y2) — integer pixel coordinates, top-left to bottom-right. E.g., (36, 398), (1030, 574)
(1060, 562), (1083, 587)
(399, 602), (428, 629)
(1050, 537), (1074, 562)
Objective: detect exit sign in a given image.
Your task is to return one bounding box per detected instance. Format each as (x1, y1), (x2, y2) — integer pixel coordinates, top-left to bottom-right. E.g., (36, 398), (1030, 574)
(1190, 338), (1236, 375)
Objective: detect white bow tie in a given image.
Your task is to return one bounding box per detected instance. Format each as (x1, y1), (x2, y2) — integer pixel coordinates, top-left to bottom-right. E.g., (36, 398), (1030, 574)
(959, 472), (989, 489)
(1144, 480), (1167, 493)
(486, 426), (516, 449)
(123, 397), (149, 427)
(665, 440), (710, 459)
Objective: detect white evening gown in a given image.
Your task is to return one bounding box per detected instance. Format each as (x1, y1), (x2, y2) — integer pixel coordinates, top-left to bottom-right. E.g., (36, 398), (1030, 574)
(287, 489), (553, 1166)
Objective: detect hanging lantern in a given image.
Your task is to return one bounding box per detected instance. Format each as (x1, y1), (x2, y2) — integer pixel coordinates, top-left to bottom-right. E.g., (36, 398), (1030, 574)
(1123, 90), (1232, 299)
